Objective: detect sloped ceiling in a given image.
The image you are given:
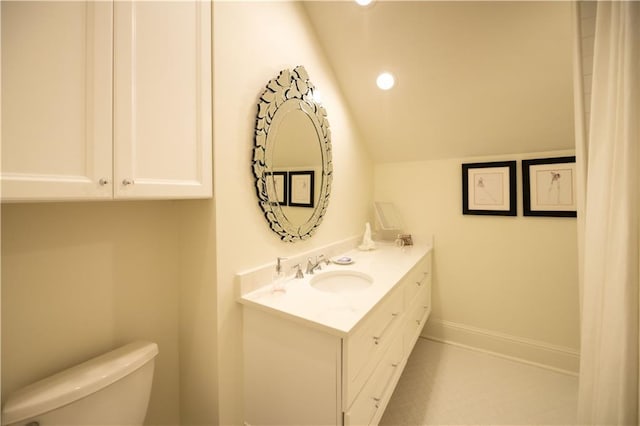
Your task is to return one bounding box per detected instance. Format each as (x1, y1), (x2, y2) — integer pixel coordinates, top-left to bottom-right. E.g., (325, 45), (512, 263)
(302, 1), (575, 163)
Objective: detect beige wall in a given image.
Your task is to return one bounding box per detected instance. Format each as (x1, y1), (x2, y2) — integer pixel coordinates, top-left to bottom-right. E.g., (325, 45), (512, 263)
(177, 200), (218, 426)
(211, 2), (373, 425)
(1, 201), (182, 425)
(375, 151), (580, 372)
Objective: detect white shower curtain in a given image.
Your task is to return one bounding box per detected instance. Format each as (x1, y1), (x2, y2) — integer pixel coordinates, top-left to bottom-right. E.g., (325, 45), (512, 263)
(574, 1), (640, 425)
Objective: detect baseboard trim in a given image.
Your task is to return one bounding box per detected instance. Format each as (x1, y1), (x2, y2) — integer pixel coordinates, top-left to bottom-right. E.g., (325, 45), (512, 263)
(422, 319), (580, 376)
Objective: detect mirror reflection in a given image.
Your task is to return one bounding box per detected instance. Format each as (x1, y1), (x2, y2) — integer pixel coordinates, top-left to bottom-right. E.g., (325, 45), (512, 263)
(253, 66), (332, 242)
(271, 106), (322, 225)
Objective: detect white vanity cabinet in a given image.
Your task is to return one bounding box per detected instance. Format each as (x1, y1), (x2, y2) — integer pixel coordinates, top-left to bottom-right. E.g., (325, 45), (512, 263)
(243, 250), (432, 426)
(1, 1), (212, 201)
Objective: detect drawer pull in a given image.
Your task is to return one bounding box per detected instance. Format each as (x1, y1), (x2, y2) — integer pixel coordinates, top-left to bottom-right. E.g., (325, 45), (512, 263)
(373, 312), (400, 345)
(416, 273), (429, 286)
(372, 362), (401, 408)
(373, 397), (381, 409)
(415, 306), (430, 325)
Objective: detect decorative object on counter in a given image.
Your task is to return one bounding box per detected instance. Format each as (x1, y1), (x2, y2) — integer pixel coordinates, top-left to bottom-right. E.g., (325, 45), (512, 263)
(333, 256), (353, 265)
(358, 222), (377, 251)
(462, 160), (517, 216)
(395, 233), (413, 247)
(252, 65), (333, 242)
(522, 156), (577, 217)
(374, 201), (404, 240)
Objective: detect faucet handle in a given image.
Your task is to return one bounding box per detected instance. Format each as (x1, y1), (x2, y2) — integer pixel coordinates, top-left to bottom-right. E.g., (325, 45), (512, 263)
(306, 258), (315, 274)
(318, 254), (330, 265)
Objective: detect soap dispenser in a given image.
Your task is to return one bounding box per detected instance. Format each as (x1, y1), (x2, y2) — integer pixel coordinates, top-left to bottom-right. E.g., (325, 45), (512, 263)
(271, 257), (287, 294)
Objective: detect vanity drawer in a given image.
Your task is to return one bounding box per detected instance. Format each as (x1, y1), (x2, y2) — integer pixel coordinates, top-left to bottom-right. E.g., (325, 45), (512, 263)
(345, 332), (404, 426)
(403, 256), (431, 308)
(403, 285), (431, 355)
(344, 286), (404, 406)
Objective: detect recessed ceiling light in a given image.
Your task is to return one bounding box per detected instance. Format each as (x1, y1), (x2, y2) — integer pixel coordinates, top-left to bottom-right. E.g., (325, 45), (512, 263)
(376, 72), (395, 90)
(355, 0), (373, 6)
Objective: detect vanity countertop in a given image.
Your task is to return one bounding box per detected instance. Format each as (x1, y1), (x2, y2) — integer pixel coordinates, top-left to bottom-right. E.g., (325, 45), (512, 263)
(238, 242), (432, 337)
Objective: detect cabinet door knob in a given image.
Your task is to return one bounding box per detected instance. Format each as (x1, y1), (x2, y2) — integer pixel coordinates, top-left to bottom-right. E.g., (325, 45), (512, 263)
(98, 178), (109, 186)
(122, 179), (134, 186)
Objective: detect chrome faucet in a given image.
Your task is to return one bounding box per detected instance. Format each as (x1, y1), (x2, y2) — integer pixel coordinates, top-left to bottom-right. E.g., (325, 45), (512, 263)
(306, 254), (328, 274)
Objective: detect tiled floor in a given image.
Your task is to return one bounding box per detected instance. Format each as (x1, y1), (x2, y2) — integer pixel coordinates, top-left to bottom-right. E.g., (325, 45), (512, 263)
(380, 338), (578, 425)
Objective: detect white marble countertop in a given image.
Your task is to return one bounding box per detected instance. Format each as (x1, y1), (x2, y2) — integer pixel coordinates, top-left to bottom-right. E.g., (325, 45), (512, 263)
(238, 241), (432, 337)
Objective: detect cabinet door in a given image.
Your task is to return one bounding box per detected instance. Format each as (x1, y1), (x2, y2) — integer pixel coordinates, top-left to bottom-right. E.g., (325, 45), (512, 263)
(1, 1), (113, 201)
(113, 0), (212, 199)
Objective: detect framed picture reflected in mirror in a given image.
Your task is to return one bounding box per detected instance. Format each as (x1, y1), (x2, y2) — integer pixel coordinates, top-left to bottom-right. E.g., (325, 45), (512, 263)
(288, 170), (315, 208)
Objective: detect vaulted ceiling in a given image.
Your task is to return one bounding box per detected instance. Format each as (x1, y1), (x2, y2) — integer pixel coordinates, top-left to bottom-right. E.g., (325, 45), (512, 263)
(302, 1), (575, 163)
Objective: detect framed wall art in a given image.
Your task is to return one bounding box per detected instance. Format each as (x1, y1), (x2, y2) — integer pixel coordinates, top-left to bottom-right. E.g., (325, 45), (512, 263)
(462, 161), (517, 216)
(288, 170), (315, 208)
(522, 156), (577, 217)
(266, 171), (288, 205)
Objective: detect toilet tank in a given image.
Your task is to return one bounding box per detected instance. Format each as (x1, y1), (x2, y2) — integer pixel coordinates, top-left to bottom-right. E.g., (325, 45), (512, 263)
(2, 341), (158, 426)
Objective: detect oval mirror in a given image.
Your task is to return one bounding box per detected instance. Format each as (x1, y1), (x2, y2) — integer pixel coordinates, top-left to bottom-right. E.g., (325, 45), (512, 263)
(253, 66), (332, 242)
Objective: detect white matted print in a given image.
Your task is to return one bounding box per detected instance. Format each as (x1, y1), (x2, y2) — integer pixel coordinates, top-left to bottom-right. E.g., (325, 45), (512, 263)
(523, 156), (576, 217)
(288, 170), (315, 208)
(462, 161), (516, 216)
(266, 171), (287, 205)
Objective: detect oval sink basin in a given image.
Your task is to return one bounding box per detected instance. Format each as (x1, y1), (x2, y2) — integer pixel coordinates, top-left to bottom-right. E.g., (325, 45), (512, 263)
(310, 270), (373, 294)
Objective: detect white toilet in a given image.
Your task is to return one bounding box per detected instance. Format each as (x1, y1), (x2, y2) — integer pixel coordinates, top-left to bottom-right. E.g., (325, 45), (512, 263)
(2, 341), (158, 426)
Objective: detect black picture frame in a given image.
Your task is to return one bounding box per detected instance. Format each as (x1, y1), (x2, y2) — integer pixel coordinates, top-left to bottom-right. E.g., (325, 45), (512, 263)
(288, 170), (315, 208)
(462, 161), (517, 216)
(265, 171), (288, 205)
(522, 156), (577, 217)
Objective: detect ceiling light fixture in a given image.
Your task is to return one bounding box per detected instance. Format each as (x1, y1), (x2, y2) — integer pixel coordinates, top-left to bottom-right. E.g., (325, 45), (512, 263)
(376, 72), (395, 90)
(355, 0), (373, 6)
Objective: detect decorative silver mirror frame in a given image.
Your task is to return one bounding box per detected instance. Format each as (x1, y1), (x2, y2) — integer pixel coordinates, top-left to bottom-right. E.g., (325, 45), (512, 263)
(252, 66), (333, 242)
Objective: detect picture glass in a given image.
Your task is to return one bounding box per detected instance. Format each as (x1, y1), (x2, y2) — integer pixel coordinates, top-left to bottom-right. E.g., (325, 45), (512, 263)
(467, 167), (510, 211)
(522, 156), (577, 217)
(291, 174), (312, 205)
(462, 161), (516, 216)
(529, 164), (576, 211)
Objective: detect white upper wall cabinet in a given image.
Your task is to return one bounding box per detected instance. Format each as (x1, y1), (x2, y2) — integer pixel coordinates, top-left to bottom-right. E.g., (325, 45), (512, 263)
(1, 1), (114, 201)
(113, 1), (212, 199)
(1, 1), (212, 202)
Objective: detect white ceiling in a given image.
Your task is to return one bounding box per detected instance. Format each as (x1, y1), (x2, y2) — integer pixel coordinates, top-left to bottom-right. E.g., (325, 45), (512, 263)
(302, 1), (576, 163)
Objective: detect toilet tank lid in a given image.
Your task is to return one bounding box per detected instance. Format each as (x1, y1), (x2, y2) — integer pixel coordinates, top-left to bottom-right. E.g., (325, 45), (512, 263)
(1, 341), (158, 425)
